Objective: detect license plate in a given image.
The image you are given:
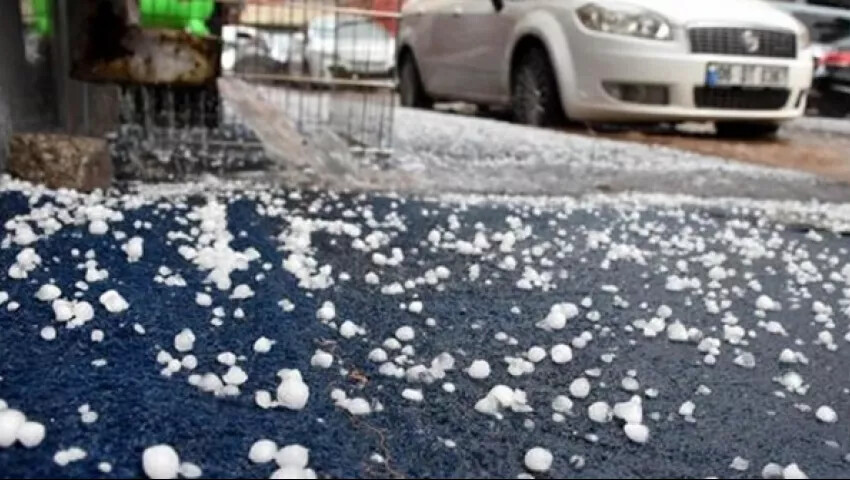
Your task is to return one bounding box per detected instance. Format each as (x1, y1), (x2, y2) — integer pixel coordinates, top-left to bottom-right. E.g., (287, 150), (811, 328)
(706, 63), (788, 88)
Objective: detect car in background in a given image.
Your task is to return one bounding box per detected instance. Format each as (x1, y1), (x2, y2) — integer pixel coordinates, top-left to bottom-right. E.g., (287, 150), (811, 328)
(771, 1), (850, 115)
(304, 15), (396, 80)
(398, 0), (814, 137)
(811, 36), (850, 115)
(221, 25), (304, 76)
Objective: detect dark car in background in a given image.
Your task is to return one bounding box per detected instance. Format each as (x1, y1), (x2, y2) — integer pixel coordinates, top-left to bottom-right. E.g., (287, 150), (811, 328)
(813, 36), (850, 116)
(773, 0), (850, 115)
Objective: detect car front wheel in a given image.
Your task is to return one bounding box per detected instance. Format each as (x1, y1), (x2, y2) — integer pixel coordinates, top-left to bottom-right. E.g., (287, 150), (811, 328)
(398, 54), (433, 109)
(511, 47), (564, 127)
(715, 122), (781, 139)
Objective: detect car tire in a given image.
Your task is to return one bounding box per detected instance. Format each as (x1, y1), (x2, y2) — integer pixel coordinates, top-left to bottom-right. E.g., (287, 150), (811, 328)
(398, 54), (433, 109)
(715, 122), (781, 139)
(511, 47), (564, 127)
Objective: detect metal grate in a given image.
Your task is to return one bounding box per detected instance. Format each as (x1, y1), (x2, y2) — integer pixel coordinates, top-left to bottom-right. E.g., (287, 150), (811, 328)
(694, 87), (791, 110)
(689, 27), (797, 58)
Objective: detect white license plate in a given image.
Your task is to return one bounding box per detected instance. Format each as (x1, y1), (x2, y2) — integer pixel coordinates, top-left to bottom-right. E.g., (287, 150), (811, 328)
(706, 63), (788, 88)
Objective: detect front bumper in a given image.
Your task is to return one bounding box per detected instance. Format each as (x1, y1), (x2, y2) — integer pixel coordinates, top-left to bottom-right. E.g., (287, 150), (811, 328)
(563, 26), (813, 123)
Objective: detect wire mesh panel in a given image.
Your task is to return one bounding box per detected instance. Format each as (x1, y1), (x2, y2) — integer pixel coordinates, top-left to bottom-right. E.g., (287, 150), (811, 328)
(219, 0), (399, 154)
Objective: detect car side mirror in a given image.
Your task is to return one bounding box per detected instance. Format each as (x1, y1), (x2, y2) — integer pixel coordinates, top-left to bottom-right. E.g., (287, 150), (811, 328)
(492, 0), (504, 12)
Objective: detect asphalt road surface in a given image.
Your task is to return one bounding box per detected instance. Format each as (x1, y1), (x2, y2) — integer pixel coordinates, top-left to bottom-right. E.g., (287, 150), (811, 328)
(1, 176), (850, 478)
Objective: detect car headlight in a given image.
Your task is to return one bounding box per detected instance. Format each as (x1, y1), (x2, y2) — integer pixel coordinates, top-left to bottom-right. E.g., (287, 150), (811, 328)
(577, 2), (673, 41)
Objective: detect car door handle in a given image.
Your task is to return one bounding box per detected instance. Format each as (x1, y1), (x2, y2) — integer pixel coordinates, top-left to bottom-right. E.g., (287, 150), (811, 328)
(452, 6), (463, 16)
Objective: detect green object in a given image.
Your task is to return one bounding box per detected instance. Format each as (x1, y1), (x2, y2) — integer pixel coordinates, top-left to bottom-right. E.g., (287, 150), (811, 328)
(32, 0), (52, 37)
(140, 0), (215, 35)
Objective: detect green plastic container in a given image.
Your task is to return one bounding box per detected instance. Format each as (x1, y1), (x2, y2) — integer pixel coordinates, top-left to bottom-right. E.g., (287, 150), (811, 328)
(140, 0), (215, 35)
(32, 0), (52, 36)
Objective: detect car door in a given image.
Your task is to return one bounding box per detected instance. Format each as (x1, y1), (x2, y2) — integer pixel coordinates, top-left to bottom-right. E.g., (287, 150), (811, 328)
(413, 0), (470, 98)
(445, 0), (516, 102)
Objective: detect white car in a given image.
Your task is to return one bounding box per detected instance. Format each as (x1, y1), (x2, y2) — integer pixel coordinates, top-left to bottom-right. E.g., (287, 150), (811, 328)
(305, 15), (397, 80)
(397, 0), (814, 136)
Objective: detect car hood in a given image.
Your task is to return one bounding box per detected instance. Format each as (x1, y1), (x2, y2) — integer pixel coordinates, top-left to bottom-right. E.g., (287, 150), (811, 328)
(606, 0), (804, 32)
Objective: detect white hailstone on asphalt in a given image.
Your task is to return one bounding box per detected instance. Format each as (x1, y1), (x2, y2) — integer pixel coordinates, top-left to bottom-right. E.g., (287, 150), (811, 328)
(443, 383), (456, 393)
(756, 295), (779, 312)
(54, 447), (87, 466)
(217, 352), (237, 366)
(538, 303), (579, 331)
(230, 284), (255, 300)
(734, 352), (756, 369)
(467, 360), (491, 379)
(316, 301), (336, 321)
(89, 220), (109, 235)
(395, 326), (415, 342)
(223, 366), (248, 386)
(524, 447), (553, 473)
(550, 344), (573, 364)
(73, 301), (94, 324)
(181, 356), (198, 370)
(310, 350), (333, 369)
(588, 402), (612, 423)
(276, 369), (310, 411)
(365, 272), (380, 284)
(666, 321), (690, 342)
(679, 401), (696, 417)
(40, 326), (57, 341)
(98, 462), (113, 474)
(53, 299), (74, 322)
(0, 409), (26, 447)
(178, 462), (202, 479)
(99, 290), (129, 313)
(249, 439), (278, 464)
(142, 444), (180, 479)
(621, 377), (640, 392)
(255, 390), (273, 409)
(569, 378), (591, 399)
(339, 321), (363, 339)
(614, 398), (643, 425)
(762, 463), (784, 479)
(123, 237), (144, 262)
(173, 329), (195, 353)
(275, 444), (309, 468)
(527, 346), (547, 363)
(402, 389), (424, 402)
(816, 406), (838, 424)
(552, 395), (573, 413)
(623, 423), (649, 444)
(408, 301), (423, 314)
(782, 464), (808, 479)
(779, 349), (798, 364)
(368, 348), (388, 363)
(254, 336), (275, 353)
(90, 329), (104, 343)
(195, 293), (212, 307)
(199, 374), (223, 393)
(17, 421), (45, 448)
(35, 284), (62, 302)
(730, 457), (750, 471)
(425, 318), (437, 327)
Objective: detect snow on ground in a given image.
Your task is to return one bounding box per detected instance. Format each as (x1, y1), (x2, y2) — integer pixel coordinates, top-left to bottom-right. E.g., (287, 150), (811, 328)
(2, 175), (850, 477)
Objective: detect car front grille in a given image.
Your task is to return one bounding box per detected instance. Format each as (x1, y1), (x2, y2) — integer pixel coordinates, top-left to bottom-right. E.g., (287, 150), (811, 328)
(694, 87), (790, 110)
(689, 28), (797, 58)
